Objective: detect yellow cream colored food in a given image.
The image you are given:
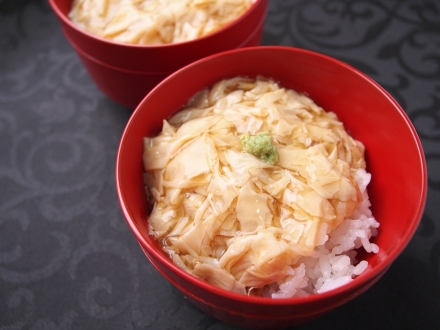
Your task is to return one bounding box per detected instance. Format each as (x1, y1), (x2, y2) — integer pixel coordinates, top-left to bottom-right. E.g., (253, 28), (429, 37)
(69, 0), (255, 44)
(143, 76), (366, 294)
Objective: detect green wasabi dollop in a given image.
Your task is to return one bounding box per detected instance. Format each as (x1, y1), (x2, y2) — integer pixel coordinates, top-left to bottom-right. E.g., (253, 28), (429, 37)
(240, 132), (278, 165)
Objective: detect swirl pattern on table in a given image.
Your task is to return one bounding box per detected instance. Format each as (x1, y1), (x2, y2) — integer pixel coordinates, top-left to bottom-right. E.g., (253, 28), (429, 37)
(0, 0), (439, 329)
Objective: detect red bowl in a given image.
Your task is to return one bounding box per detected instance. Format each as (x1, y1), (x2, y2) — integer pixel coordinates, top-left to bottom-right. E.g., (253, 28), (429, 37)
(48, 0), (268, 108)
(116, 46), (427, 329)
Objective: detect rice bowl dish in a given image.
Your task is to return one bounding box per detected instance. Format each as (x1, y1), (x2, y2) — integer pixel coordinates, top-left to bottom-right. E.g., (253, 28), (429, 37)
(142, 76), (380, 298)
(116, 45), (426, 329)
(69, 0), (256, 44)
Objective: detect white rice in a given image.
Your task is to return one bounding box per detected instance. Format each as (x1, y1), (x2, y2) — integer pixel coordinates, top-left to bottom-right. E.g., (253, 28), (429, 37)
(263, 169), (379, 298)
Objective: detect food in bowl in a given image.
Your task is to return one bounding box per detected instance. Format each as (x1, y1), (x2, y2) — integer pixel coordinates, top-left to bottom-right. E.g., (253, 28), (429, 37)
(69, 0), (256, 45)
(142, 76), (379, 297)
(117, 46), (426, 329)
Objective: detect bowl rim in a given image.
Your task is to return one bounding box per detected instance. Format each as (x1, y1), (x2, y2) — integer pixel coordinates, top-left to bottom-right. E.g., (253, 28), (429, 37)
(62, 30), (173, 75)
(48, 0), (267, 49)
(116, 45), (428, 305)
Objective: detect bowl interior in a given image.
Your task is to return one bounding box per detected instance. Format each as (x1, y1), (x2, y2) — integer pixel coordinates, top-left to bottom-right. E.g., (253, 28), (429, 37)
(116, 46), (427, 308)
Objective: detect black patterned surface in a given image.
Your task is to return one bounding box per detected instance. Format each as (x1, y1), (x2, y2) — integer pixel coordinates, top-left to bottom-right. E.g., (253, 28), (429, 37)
(1, 0), (439, 329)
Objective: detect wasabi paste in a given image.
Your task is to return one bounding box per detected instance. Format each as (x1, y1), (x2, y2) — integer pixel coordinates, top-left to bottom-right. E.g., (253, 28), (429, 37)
(240, 132), (278, 165)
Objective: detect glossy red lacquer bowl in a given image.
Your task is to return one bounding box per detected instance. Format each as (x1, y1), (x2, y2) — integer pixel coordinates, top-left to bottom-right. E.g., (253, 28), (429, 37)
(116, 46), (427, 329)
(48, 0), (268, 108)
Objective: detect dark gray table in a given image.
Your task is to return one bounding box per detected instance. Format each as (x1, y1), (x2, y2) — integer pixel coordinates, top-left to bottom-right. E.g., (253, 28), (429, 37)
(1, 0), (439, 329)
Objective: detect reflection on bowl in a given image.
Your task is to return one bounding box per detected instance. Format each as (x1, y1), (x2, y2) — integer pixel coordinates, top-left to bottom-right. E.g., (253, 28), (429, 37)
(116, 46), (427, 329)
(49, 0), (269, 108)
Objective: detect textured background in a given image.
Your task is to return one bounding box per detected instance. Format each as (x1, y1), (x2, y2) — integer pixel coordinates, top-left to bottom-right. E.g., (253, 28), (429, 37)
(1, 0), (439, 329)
